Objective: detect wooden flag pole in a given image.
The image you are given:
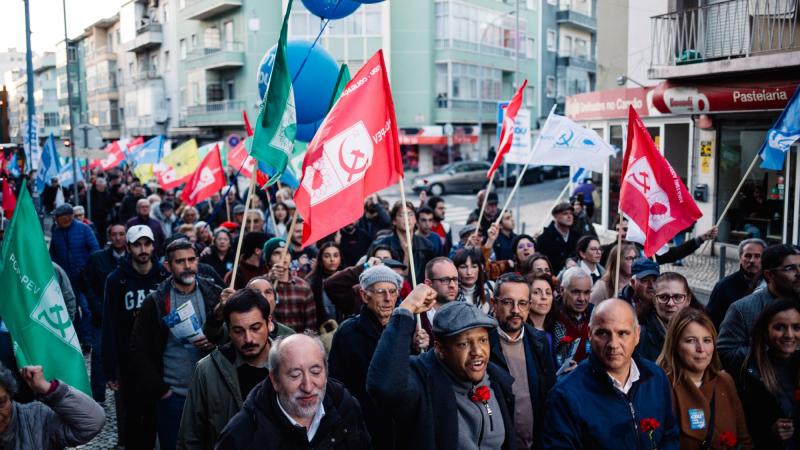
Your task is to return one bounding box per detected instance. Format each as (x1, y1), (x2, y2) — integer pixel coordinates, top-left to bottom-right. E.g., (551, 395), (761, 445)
(614, 210), (624, 296)
(225, 195), (231, 221)
(538, 180), (572, 231)
(229, 170), (258, 289)
(398, 177), (423, 334)
(265, 190), (278, 237)
(471, 172), (496, 240)
(699, 151), (761, 255)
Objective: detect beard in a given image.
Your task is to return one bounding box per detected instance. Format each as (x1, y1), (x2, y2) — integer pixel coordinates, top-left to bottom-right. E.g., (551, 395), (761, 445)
(175, 270), (197, 286)
(278, 385), (326, 419)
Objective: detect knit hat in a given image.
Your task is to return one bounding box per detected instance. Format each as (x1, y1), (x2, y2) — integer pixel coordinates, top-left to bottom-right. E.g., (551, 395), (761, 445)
(262, 237), (286, 260)
(359, 265), (403, 290)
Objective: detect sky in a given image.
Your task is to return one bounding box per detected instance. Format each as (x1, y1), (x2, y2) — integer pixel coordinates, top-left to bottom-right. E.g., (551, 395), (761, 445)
(3, 0), (119, 54)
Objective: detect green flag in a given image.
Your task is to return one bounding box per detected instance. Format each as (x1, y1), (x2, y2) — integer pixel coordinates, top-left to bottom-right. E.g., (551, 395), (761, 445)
(0, 184), (91, 394)
(249, 0), (296, 187)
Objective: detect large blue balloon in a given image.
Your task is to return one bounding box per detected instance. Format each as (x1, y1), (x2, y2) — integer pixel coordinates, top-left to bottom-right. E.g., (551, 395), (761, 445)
(296, 118), (324, 143)
(257, 40), (339, 125)
(301, 0), (361, 20)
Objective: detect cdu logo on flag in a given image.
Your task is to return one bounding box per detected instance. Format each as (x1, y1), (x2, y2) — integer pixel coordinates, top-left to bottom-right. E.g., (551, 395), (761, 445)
(760, 85), (800, 170)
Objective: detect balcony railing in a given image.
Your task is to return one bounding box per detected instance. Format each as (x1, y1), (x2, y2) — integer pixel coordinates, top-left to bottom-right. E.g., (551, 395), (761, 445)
(185, 42), (245, 70)
(556, 6), (597, 32)
(651, 0), (800, 67)
(126, 21), (163, 52)
(184, 0), (242, 21)
(87, 75), (118, 94)
(131, 68), (162, 82)
(85, 47), (117, 65)
(557, 54), (597, 72)
(182, 99), (245, 126)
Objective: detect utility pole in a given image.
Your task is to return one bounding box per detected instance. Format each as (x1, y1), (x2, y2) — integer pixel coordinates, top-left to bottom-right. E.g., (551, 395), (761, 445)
(24, 0), (35, 172)
(62, 0), (79, 203)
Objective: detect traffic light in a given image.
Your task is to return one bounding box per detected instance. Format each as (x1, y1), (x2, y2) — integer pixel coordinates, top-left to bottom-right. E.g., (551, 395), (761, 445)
(63, 139), (71, 147)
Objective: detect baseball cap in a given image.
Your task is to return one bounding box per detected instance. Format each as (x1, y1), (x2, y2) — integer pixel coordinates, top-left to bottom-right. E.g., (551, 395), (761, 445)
(126, 225), (155, 244)
(631, 258), (660, 279)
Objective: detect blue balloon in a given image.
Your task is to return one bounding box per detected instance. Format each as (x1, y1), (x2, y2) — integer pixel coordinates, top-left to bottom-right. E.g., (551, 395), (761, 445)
(295, 119), (324, 143)
(257, 40), (339, 124)
(301, 0), (361, 20)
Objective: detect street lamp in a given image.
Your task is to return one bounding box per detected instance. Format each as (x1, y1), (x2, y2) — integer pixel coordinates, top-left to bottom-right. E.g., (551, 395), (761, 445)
(616, 75), (648, 89)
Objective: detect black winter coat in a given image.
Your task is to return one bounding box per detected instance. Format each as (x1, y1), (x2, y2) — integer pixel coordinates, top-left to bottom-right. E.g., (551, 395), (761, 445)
(740, 355), (800, 450)
(82, 246), (124, 322)
(706, 269), (762, 330)
(535, 222), (580, 274)
(489, 325), (556, 450)
(329, 306), (395, 450)
(215, 378), (373, 450)
(129, 276), (222, 400)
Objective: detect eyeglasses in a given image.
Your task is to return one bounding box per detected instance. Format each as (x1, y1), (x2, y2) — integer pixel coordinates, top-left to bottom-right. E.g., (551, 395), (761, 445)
(430, 277), (459, 285)
(497, 298), (531, 309)
(773, 264), (800, 275)
(655, 293), (687, 304)
(367, 287), (399, 297)
(517, 242), (535, 250)
(587, 247), (602, 252)
(624, 256), (636, 262)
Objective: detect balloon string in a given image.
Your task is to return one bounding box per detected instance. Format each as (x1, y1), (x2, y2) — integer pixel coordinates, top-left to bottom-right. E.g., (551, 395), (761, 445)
(291, 0), (340, 84)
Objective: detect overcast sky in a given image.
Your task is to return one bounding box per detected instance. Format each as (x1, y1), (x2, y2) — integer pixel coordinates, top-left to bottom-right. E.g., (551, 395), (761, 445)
(4, 0), (119, 54)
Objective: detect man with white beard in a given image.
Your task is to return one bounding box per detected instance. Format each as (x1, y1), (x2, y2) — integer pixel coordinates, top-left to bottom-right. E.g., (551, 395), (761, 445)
(215, 334), (372, 449)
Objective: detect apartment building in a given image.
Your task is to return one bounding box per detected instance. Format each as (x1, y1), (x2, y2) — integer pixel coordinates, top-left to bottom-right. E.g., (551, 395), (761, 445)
(566, 0), (800, 247)
(33, 52), (61, 139)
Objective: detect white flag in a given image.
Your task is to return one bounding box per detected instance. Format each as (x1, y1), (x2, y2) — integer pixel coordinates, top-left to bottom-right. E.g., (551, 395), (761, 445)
(511, 111), (616, 171)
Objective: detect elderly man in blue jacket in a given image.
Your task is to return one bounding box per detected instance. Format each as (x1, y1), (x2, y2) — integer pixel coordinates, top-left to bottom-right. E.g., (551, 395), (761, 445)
(543, 298), (679, 450)
(367, 284), (517, 450)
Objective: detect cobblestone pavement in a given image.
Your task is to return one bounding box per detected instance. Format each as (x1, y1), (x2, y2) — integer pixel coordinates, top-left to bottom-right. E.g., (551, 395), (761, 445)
(73, 387), (120, 450)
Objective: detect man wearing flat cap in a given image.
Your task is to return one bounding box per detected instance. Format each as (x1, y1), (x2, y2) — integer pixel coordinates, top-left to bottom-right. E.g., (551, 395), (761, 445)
(535, 202), (581, 273)
(329, 265), (430, 450)
(368, 283), (517, 450)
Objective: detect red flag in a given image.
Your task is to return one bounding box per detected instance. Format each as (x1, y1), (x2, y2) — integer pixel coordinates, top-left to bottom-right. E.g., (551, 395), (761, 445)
(156, 166), (189, 191)
(619, 106), (702, 257)
(488, 79), (527, 180)
(242, 111), (270, 186)
(180, 145), (226, 207)
(294, 50), (403, 246)
(227, 140), (256, 178)
(90, 141), (126, 171)
(2, 179), (16, 219)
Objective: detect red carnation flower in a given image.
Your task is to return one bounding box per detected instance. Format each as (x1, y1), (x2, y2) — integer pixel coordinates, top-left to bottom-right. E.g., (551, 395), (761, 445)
(719, 431), (737, 448)
(470, 386), (491, 403)
(560, 335), (575, 344)
(639, 417), (660, 433)
(794, 388), (800, 402)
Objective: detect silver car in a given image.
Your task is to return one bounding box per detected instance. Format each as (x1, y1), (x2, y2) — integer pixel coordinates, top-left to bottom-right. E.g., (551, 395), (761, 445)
(411, 161), (500, 196)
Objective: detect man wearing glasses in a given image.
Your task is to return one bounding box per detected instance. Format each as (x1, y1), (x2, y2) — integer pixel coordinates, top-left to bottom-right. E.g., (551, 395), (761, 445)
(328, 265), (429, 450)
(489, 273), (556, 450)
(421, 257), (461, 336)
(718, 244), (800, 374)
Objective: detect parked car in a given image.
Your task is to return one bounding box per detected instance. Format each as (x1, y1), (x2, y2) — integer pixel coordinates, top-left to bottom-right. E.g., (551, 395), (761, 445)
(412, 161), (508, 195)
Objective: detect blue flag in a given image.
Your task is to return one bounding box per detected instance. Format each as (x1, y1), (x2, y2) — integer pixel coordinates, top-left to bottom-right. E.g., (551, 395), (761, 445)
(128, 136), (165, 167)
(257, 160), (299, 188)
(57, 159), (85, 188)
(35, 134), (61, 193)
(760, 85), (800, 170)
(7, 156), (20, 178)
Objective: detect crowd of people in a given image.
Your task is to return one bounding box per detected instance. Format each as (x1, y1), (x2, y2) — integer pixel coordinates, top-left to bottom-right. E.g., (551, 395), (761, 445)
(0, 167), (799, 450)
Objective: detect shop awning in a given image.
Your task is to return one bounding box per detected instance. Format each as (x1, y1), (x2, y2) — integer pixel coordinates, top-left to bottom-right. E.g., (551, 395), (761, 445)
(399, 126), (478, 145)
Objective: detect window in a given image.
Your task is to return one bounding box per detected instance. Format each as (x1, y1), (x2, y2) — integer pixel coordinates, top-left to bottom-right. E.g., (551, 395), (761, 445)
(179, 0), (185, 8)
(290, 13), (308, 36)
(107, 34), (113, 51)
(547, 0), (557, 4)
(180, 39), (187, 59)
(150, 54), (158, 72)
(44, 112), (59, 127)
(128, 62), (135, 78)
(526, 86), (535, 107)
(191, 33), (197, 49)
(163, 2), (170, 23)
(546, 30), (557, 52)
(365, 10), (380, 35)
(204, 27), (220, 49)
(224, 21), (234, 50)
(164, 50), (170, 71)
(575, 38), (588, 59)
(526, 37), (536, 58)
(546, 76), (556, 98)
(561, 35), (572, 56)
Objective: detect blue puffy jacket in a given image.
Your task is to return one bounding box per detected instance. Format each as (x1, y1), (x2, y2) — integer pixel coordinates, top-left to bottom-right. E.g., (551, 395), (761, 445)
(543, 353), (680, 450)
(49, 220), (100, 282)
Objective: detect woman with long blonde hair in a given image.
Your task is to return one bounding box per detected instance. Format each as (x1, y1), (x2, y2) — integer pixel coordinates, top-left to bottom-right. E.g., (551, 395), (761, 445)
(658, 308), (752, 449)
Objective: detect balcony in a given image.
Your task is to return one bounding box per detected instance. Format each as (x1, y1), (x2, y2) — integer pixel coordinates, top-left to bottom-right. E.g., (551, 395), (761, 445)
(557, 54), (597, 72)
(185, 43), (245, 70)
(556, 7), (597, 32)
(650, 0), (800, 79)
(125, 22), (163, 53)
(87, 75), (118, 95)
(127, 115), (165, 136)
(434, 99), (512, 124)
(131, 68), (162, 83)
(184, 0), (242, 20)
(85, 47), (117, 66)
(182, 100), (245, 127)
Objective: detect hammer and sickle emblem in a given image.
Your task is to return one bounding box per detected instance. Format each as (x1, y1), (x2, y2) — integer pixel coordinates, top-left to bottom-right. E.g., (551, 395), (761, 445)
(37, 304), (69, 338)
(556, 129), (574, 147)
(629, 171), (651, 193)
(338, 136), (369, 182)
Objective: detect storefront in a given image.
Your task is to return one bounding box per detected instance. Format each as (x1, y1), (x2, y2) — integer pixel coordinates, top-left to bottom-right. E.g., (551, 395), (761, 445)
(565, 78), (799, 247)
(399, 126), (479, 174)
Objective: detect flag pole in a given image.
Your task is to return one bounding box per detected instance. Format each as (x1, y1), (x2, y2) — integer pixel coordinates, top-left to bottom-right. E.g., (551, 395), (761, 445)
(225, 195), (231, 221)
(398, 177), (423, 334)
(493, 159), (529, 226)
(699, 151), (761, 255)
(614, 210), (624, 296)
(229, 170), (258, 289)
(265, 190), (278, 237)
(538, 180), (572, 231)
(471, 172), (496, 240)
